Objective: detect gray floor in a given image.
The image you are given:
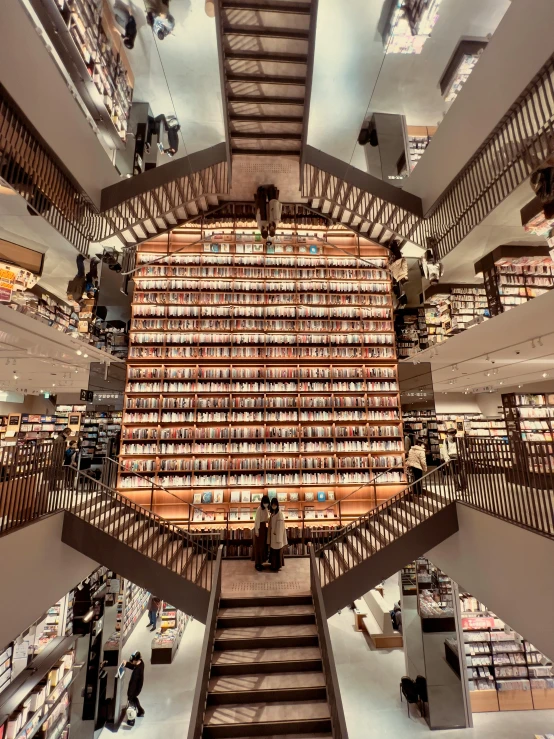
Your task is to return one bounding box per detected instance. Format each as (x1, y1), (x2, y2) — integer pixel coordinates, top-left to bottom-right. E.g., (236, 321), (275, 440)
(98, 610), (205, 738)
(329, 607), (554, 739)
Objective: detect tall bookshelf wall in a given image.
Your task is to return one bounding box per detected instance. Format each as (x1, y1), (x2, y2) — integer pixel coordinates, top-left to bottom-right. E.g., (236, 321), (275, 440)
(121, 229), (406, 525)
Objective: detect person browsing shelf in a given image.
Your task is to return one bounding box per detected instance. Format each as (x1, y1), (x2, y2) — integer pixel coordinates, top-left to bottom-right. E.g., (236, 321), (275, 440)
(268, 497), (287, 572)
(407, 438), (427, 496)
(63, 441), (78, 467)
(253, 494), (270, 571)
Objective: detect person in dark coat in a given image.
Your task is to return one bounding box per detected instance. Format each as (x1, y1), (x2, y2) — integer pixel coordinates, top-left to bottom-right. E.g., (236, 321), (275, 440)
(125, 651), (145, 721)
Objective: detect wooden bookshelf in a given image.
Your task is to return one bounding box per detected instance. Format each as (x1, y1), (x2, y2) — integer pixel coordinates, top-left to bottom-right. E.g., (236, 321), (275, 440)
(120, 229), (406, 521)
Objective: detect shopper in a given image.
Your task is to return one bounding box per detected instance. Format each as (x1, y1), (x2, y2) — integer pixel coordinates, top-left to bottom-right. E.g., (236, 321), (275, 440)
(389, 240), (408, 284)
(253, 494), (270, 571)
(390, 601), (402, 633)
(125, 651), (145, 723)
(113, 0), (137, 49)
(267, 497), (287, 572)
(145, 114), (180, 156)
(146, 594), (161, 631)
(441, 428), (466, 492)
(56, 426), (72, 442)
(66, 254), (87, 304)
(63, 441), (78, 467)
(407, 437), (427, 496)
(146, 0), (175, 40)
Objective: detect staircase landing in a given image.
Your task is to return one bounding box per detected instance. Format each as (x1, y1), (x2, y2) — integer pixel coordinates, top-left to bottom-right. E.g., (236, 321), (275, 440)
(221, 559), (311, 598)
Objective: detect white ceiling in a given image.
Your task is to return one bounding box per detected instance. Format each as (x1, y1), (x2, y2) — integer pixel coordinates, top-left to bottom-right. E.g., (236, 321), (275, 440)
(0, 306), (113, 396)
(404, 289), (554, 394)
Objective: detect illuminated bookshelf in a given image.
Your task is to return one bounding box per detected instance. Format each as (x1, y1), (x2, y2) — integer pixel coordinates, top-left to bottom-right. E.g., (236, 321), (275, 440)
(120, 229), (406, 522)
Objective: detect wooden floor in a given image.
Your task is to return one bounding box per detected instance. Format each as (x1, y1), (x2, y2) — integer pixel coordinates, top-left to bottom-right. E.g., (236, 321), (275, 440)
(221, 558), (311, 598)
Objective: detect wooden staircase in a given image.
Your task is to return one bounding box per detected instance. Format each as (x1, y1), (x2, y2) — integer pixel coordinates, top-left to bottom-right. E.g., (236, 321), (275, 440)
(201, 591), (333, 738)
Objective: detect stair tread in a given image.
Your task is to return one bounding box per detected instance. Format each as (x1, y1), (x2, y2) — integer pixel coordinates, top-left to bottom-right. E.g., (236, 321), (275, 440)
(212, 646), (321, 665)
(205, 700), (330, 725)
(219, 605), (314, 618)
(228, 734), (332, 739)
(209, 672), (325, 693)
(216, 625), (318, 640)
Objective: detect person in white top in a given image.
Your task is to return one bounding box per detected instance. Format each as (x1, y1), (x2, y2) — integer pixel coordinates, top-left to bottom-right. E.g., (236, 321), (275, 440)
(253, 495), (271, 572)
(268, 498), (288, 572)
(407, 438), (427, 496)
(440, 428), (466, 491)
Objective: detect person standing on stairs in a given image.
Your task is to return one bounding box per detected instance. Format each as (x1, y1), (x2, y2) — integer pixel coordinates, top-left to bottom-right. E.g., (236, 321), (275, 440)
(268, 497), (287, 572)
(441, 428), (467, 492)
(252, 494), (271, 571)
(125, 651), (145, 724)
(407, 437), (427, 496)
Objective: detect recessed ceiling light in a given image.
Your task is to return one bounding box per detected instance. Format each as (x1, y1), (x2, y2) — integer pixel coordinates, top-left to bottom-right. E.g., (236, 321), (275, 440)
(499, 381), (504, 385)
(52, 383), (56, 387)
(543, 372), (549, 378)
(13, 374), (18, 379)
(83, 353), (88, 358)
(76, 350), (82, 356)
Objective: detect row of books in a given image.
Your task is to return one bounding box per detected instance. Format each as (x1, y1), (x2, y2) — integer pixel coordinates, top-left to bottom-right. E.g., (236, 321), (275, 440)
(132, 305), (393, 318)
(127, 365), (396, 380)
(129, 346), (396, 358)
(119, 471), (407, 487)
(121, 440), (405, 454)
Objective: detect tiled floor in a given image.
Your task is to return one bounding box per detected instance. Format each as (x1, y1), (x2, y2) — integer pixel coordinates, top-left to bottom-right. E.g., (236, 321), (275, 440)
(329, 606), (554, 739)
(221, 558), (311, 597)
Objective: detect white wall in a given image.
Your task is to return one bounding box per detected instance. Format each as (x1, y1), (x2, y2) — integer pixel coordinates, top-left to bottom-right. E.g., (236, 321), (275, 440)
(434, 393), (480, 414)
(405, 0), (554, 211)
(0, 514), (98, 647)
(0, 395), (56, 416)
(427, 504), (554, 660)
(475, 392), (504, 418)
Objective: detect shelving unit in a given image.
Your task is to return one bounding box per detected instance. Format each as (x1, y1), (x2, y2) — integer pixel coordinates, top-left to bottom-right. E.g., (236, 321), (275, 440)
(406, 126), (437, 171)
(18, 415), (57, 441)
(502, 393), (554, 443)
(439, 39), (488, 104)
(384, 0), (443, 55)
(459, 593), (554, 712)
(30, 0), (134, 149)
(0, 638), (81, 739)
(475, 245), (554, 316)
(79, 411), (122, 462)
(424, 284), (488, 346)
(402, 409), (439, 460)
(121, 230), (406, 525)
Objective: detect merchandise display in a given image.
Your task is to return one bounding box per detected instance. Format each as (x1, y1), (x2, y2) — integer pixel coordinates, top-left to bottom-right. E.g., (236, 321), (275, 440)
(424, 284), (488, 346)
(475, 246), (554, 316)
(502, 393), (554, 442)
(151, 603), (190, 664)
(459, 593), (554, 712)
(79, 411), (122, 461)
(406, 126), (437, 171)
(121, 229), (406, 526)
(402, 410), (439, 459)
(384, 0), (442, 54)
(104, 578), (148, 664)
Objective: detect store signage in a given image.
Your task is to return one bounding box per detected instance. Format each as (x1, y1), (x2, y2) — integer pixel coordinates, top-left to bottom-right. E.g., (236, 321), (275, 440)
(462, 616), (495, 630)
(80, 389), (94, 402)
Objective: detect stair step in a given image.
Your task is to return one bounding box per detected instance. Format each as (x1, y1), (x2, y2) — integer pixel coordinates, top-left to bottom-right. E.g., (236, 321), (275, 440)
(211, 647), (322, 676)
(227, 734), (332, 739)
(207, 684), (326, 705)
(379, 514), (406, 536)
(208, 672), (325, 695)
(217, 612), (315, 628)
(204, 701), (331, 738)
(215, 626), (318, 651)
(220, 596), (312, 609)
(219, 605), (314, 619)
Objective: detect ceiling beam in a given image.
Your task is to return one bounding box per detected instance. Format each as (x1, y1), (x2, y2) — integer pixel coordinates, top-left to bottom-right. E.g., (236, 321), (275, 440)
(222, 0), (311, 14)
(230, 114), (303, 123)
(225, 50), (308, 64)
(226, 73), (306, 86)
(223, 25), (310, 40)
(228, 95), (305, 106)
(231, 132), (302, 140)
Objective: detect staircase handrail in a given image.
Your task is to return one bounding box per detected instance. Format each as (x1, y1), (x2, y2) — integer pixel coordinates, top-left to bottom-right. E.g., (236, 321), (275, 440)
(319, 464), (406, 520)
(74, 471), (222, 565)
(313, 462), (451, 553)
(105, 456), (206, 524)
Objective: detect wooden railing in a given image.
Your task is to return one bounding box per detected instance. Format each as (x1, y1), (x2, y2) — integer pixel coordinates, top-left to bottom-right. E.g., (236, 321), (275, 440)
(313, 463), (454, 586)
(309, 545), (349, 739)
(186, 546), (223, 739)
